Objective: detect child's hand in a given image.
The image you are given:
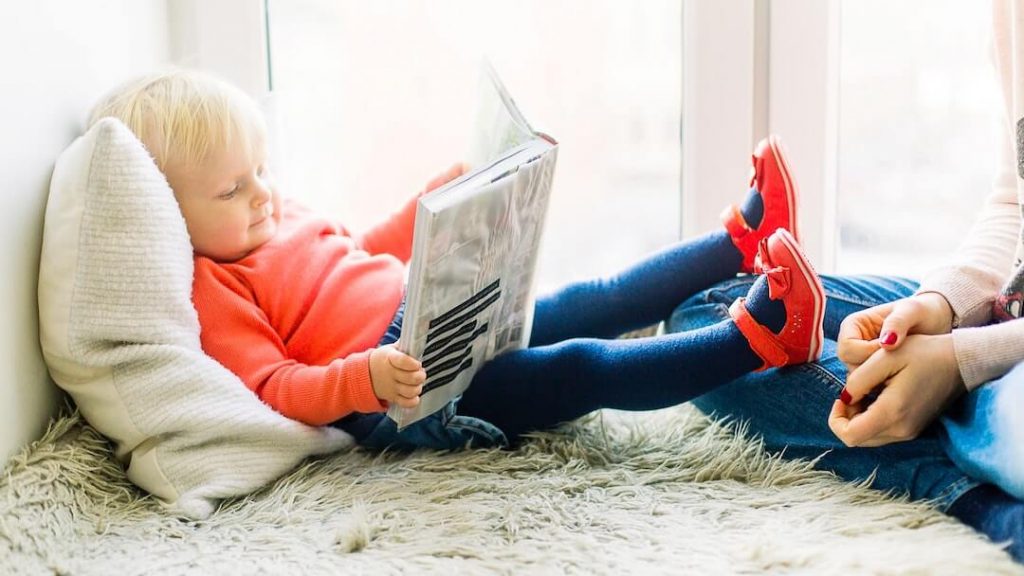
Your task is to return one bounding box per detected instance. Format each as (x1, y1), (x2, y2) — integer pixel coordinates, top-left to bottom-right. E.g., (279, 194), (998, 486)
(369, 345), (427, 409)
(423, 162), (469, 193)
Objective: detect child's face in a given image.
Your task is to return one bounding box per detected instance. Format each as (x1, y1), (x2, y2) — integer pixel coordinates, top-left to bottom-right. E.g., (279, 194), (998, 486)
(163, 140), (281, 262)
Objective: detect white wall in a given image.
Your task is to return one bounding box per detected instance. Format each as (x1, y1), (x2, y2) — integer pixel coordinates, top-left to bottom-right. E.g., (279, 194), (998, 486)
(0, 0), (171, 466)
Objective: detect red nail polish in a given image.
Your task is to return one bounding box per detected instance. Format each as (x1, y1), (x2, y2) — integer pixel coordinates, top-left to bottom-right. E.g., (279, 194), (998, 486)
(881, 332), (897, 346)
(840, 388), (852, 405)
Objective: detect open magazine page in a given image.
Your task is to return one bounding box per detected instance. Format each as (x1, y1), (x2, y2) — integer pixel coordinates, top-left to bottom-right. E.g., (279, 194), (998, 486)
(466, 62), (536, 169)
(387, 62), (558, 428)
(389, 145), (557, 428)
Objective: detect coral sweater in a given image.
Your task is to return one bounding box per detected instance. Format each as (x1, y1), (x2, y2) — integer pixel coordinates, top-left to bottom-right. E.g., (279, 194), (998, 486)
(192, 197), (419, 426)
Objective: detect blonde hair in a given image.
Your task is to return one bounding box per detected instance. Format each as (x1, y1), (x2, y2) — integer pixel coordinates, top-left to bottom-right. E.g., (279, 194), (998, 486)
(88, 69), (266, 170)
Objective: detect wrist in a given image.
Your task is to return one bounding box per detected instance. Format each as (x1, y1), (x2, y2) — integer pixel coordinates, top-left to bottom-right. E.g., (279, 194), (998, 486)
(368, 348), (386, 400)
(935, 333), (967, 395)
(339, 350), (388, 412)
(914, 292), (955, 332)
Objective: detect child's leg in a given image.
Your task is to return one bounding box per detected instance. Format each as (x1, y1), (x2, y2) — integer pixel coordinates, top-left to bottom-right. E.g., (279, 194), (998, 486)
(460, 305), (762, 442)
(528, 230), (742, 345)
(531, 135), (800, 346)
(461, 229), (825, 441)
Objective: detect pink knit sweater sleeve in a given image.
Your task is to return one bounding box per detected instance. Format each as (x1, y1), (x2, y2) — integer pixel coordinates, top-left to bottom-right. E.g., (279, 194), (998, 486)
(914, 163), (1019, 329)
(915, 0), (1024, 389)
(916, 140), (1024, 389)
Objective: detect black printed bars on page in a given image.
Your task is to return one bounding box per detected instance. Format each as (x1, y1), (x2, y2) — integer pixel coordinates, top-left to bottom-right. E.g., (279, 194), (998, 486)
(421, 280), (501, 393)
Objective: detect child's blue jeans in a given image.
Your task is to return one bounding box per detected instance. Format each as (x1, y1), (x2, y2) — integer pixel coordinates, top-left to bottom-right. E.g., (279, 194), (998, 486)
(671, 274), (1024, 509)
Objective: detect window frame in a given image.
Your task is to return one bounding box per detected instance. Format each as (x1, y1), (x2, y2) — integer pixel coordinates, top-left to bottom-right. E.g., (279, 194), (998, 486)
(765, 0), (841, 271)
(167, 0), (271, 99)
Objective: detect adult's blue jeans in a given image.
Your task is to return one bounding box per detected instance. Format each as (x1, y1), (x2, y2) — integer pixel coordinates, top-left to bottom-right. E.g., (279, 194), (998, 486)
(943, 363), (1024, 501)
(670, 273), (1024, 509)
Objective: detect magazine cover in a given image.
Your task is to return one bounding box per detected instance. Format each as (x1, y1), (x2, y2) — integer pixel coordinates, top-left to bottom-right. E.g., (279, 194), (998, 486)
(388, 63), (558, 428)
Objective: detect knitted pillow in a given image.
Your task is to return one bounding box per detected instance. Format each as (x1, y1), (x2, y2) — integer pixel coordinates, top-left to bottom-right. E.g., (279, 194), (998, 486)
(37, 118), (352, 519)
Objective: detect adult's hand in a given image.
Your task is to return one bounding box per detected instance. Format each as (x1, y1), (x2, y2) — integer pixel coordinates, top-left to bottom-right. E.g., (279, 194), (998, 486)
(836, 292), (955, 372)
(828, 333), (966, 447)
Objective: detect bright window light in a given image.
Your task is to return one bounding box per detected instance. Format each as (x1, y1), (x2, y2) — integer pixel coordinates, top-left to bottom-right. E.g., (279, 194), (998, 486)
(836, 0), (998, 277)
(267, 0), (681, 290)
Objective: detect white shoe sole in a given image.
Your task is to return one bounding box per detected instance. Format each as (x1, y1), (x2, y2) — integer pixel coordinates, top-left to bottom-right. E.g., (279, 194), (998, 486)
(768, 135), (800, 244)
(774, 229), (825, 362)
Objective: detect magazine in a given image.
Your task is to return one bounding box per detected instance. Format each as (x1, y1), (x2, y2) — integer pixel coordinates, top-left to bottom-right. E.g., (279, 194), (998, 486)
(388, 63), (558, 428)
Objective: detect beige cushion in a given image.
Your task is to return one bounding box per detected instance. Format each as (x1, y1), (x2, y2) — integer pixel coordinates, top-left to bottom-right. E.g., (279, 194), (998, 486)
(38, 118), (351, 519)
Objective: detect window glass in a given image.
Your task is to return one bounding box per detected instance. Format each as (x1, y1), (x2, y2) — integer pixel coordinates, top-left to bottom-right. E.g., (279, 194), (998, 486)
(836, 0), (998, 277)
(267, 0), (681, 290)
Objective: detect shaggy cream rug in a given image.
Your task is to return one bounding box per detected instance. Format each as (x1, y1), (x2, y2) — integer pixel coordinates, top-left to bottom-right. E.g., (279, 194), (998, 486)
(2, 404), (1021, 575)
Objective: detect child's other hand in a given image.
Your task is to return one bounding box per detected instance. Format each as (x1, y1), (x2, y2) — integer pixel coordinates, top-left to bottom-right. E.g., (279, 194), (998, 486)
(423, 162), (469, 194)
(369, 345), (427, 409)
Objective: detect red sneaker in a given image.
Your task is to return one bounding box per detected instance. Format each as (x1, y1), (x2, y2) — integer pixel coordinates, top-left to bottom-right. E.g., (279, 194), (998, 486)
(721, 135), (799, 273)
(728, 229), (824, 370)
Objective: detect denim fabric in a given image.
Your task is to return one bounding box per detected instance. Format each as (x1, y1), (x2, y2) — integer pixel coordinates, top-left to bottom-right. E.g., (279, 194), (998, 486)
(335, 394), (508, 451)
(669, 274), (982, 511)
(458, 230), (763, 442)
(343, 230), (752, 448)
(527, 230), (743, 345)
(332, 301), (509, 451)
(941, 362), (1024, 500)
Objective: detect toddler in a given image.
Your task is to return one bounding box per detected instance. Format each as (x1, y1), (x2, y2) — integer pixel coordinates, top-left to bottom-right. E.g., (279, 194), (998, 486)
(89, 70), (825, 449)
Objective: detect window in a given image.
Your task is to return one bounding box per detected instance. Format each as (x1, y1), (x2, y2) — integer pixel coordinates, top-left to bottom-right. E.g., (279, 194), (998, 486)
(834, 1), (998, 276)
(267, 0), (682, 291)
(179, 2), (998, 281)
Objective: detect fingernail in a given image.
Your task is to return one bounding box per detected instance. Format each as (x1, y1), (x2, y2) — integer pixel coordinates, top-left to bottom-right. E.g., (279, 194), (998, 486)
(881, 331), (897, 346)
(840, 388), (852, 405)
